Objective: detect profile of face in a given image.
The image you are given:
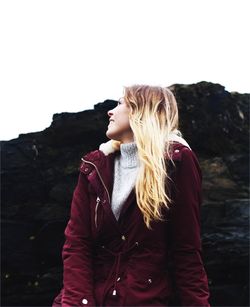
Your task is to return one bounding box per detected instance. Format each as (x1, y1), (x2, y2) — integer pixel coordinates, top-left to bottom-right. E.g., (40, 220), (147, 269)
(106, 98), (134, 143)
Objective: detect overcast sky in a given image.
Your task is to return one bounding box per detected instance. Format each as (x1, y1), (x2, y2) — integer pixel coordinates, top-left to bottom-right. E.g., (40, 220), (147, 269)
(0, 0), (249, 141)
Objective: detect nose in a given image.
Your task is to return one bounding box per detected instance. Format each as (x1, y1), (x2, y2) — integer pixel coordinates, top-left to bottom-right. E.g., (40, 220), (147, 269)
(107, 109), (113, 117)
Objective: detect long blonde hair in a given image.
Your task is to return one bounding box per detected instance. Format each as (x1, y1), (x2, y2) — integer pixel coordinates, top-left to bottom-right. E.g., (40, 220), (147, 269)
(124, 85), (179, 229)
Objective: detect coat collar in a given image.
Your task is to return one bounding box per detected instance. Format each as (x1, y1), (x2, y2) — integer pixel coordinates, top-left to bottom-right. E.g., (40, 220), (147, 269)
(98, 130), (191, 156)
(80, 148), (117, 201)
(81, 130), (191, 180)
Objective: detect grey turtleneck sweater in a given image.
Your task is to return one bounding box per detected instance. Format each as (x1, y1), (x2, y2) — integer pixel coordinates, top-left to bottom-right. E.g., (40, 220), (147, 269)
(111, 142), (139, 220)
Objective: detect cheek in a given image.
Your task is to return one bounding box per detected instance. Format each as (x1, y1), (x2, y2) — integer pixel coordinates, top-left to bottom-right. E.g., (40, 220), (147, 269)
(120, 109), (131, 128)
(121, 117), (131, 130)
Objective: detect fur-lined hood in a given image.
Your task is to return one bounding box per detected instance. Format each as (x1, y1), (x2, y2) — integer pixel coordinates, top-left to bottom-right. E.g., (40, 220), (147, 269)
(99, 130), (191, 156)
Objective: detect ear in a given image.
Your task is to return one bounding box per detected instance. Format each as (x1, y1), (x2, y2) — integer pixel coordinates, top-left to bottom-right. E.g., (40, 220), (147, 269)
(99, 140), (121, 156)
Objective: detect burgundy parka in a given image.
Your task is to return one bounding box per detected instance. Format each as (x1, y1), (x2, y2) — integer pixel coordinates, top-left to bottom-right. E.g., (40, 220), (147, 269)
(53, 142), (210, 306)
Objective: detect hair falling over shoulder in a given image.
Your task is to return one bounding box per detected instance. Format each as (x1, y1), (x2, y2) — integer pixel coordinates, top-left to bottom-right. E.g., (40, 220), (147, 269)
(124, 85), (179, 229)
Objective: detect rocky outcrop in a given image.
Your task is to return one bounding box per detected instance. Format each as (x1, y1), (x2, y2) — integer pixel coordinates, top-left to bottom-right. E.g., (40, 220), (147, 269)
(1, 82), (249, 306)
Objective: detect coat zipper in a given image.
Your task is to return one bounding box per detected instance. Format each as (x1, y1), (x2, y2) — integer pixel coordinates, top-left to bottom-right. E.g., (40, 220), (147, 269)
(95, 196), (100, 227)
(81, 158), (111, 227)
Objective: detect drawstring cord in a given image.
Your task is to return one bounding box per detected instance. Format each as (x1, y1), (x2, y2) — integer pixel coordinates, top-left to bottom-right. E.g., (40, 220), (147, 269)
(112, 252), (121, 296)
(100, 241), (139, 304)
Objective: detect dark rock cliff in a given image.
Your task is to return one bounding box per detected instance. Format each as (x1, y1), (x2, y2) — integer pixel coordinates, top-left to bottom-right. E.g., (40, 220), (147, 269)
(1, 82), (249, 306)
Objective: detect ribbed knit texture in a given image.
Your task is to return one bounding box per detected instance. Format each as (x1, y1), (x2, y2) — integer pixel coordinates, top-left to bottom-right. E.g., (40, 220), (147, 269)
(111, 142), (139, 220)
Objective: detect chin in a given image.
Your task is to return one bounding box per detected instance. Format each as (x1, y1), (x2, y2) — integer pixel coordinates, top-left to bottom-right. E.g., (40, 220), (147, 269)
(106, 130), (116, 140)
(106, 129), (112, 139)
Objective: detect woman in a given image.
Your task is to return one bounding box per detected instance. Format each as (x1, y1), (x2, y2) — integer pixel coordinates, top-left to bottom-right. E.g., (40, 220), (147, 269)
(53, 85), (210, 306)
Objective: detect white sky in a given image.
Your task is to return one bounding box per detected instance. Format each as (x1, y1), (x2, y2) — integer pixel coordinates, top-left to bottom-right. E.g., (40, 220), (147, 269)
(0, 0), (249, 141)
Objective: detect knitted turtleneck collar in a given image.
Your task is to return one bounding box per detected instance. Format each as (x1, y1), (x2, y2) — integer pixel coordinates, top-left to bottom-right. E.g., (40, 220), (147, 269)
(119, 142), (139, 168)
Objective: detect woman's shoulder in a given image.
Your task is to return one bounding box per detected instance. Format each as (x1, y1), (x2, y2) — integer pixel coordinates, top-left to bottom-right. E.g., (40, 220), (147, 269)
(169, 141), (200, 171)
(169, 142), (202, 178)
(167, 131), (197, 162)
(170, 142), (193, 162)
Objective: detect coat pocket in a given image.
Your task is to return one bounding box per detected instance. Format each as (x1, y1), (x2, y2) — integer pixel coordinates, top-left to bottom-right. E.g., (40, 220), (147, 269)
(125, 265), (172, 305)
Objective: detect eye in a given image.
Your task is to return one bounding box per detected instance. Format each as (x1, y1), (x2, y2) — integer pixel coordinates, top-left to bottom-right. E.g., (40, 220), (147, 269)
(117, 98), (124, 106)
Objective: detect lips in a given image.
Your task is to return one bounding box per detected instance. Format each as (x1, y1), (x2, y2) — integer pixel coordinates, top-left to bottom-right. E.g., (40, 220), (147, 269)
(108, 120), (114, 127)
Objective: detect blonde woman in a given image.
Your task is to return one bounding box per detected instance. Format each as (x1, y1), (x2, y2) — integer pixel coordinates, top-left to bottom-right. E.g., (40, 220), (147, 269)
(53, 85), (210, 306)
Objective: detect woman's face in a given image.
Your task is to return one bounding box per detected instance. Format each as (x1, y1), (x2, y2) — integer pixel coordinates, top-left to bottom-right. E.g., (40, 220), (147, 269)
(106, 98), (134, 143)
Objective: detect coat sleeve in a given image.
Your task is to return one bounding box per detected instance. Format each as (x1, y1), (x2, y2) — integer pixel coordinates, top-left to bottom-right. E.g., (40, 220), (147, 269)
(61, 172), (96, 307)
(168, 147), (210, 306)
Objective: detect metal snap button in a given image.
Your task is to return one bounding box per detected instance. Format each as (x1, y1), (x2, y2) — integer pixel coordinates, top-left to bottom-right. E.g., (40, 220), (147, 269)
(82, 298), (88, 304)
(174, 149), (180, 153)
(148, 278), (152, 284)
(121, 235), (126, 241)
